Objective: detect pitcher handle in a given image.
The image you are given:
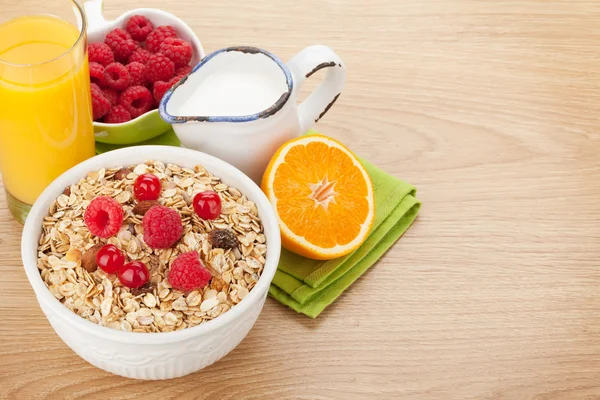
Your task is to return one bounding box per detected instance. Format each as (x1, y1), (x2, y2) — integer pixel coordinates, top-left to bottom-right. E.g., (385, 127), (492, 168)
(288, 45), (346, 134)
(84, 0), (108, 33)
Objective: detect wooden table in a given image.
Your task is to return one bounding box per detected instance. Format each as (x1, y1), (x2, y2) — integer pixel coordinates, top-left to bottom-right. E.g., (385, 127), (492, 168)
(3, 0), (600, 398)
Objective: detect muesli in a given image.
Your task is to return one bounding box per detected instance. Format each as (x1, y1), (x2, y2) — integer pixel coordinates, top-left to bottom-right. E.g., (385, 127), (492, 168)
(37, 161), (266, 333)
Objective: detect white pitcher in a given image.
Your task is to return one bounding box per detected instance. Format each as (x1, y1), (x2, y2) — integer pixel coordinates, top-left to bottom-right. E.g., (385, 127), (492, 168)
(159, 45), (346, 183)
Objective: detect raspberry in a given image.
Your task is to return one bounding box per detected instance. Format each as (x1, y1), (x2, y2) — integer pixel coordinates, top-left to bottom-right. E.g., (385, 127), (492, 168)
(104, 105), (132, 123)
(105, 28), (138, 62)
(152, 78), (177, 103)
(88, 42), (114, 66)
(119, 85), (153, 118)
(142, 205), (183, 249)
(89, 62), (106, 87)
(146, 53), (175, 83)
(127, 48), (152, 65)
(126, 62), (146, 86)
(159, 37), (192, 67)
(167, 251), (211, 292)
(102, 88), (119, 106)
(145, 25), (177, 53)
(91, 86), (111, 121)
(103, 62), (131, 91)
(175, 65), (192, 78)
(106, 27), (132, 42)
(90, 82), (102, 93)
(126, 15), (154, 42)
(84, 196), (124, 238)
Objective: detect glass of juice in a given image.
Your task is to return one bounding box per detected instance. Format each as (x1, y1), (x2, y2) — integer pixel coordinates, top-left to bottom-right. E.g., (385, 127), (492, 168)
(0, 0), (96, 224)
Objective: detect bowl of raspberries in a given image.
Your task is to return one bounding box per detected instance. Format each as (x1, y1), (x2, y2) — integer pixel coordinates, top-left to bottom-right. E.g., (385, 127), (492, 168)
(84, 0), (204, 145)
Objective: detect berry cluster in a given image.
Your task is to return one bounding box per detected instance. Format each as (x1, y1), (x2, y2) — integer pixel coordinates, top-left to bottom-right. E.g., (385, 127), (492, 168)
(83, 197), (151, 289)
(88, 15), (195, 123)
(82, 172), (224, 292)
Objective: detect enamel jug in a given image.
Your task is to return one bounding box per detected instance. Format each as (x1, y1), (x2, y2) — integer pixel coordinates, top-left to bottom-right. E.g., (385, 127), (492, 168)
(159, 45), (346, 182)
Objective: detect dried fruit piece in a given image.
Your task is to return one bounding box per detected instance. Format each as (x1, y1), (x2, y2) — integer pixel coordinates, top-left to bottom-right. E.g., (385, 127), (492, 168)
(208, 229), (239, 250)
(132, 200), (159, 215)
(130, 282), (156, 296)
(168, 251), (211, 292)
(82, 243), (104, 272)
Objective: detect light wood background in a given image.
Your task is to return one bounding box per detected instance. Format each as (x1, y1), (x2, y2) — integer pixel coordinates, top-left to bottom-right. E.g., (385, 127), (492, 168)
(3, 0), (600, 398)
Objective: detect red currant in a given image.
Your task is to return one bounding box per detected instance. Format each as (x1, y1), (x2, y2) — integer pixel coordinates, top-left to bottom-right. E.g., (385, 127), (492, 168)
(193, 191), (222, 220)
(96, 244), (125, 274)
(133, 173), (161, 200)
(118, 261), (150, 288)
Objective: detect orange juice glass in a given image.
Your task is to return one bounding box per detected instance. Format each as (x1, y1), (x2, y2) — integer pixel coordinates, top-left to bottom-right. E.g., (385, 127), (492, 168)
(0, 0), (95, 224)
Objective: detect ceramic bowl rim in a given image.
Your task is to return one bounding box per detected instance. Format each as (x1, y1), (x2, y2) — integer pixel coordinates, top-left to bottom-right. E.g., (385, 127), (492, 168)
(158, 46), (294, 124)
(21, 145), (281, 345)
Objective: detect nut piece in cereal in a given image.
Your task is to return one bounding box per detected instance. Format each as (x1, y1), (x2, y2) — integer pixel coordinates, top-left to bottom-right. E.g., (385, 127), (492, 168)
(132, 200), (159, 216)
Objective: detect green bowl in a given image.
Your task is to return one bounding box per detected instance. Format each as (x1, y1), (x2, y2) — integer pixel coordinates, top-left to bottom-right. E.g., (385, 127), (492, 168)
(93, 109), (172, 145)
(86, 0), (205, 145)
(95, 127), (181, 154)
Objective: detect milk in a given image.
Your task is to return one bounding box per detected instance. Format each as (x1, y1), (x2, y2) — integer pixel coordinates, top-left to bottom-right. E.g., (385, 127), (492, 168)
(176, 70), (288, 117)
(159, 45), (346, 183)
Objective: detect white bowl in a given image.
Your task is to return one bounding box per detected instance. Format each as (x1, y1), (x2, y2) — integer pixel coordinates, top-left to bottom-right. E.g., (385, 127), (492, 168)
(21, 146), (281, 380)
(85, 0), (206, 145)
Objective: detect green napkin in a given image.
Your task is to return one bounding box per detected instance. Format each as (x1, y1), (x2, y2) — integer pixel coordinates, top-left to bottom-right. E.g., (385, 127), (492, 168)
(268, 146), (421, 318)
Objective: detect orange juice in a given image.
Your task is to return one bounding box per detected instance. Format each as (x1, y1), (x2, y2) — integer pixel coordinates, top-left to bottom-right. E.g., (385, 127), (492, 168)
(0, 15), (95, 206)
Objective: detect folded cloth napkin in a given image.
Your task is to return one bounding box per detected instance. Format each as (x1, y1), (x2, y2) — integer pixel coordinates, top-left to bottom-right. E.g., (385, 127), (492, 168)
(268, 138), (421, 318)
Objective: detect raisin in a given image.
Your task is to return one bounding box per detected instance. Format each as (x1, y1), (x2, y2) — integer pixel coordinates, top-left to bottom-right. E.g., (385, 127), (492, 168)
(130, 282), (156, 296)
(208, 229), (239, 250)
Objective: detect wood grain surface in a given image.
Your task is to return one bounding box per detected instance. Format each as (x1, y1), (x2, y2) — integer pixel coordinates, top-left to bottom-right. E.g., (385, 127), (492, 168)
(3, 0), (600, 398)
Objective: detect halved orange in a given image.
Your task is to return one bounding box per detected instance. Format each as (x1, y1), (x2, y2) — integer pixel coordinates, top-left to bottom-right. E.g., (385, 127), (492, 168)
(262, 134), (375, 260)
